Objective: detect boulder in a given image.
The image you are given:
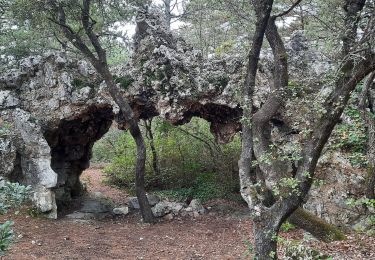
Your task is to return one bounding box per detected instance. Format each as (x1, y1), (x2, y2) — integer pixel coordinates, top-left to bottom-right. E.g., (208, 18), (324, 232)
(189, 199), (206, 214)
(164, 213), (174, 221)
(151, 201), (171, 217)
(113, 206), (130, 215)
(80, 198), (112, 214)
(128, 194), (160, 209)
(169, 202), (184, 214)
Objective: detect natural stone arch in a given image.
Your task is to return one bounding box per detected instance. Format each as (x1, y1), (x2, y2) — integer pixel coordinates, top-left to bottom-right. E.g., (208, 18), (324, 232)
(0, 10), (324, 218)
(0, 9), (367, 234)
(44, 104), (114, 205)
(0, 51), (242, 217)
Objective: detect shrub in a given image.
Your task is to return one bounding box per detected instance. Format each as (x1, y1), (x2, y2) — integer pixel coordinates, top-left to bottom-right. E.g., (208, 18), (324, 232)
(330, 102), (368, 167)
(0, 178), (31, 214)
(94, 118), (241, 201)
(0, 221), (14, 256)
(0, 178), (31, 256)
(280, 221), (296, 232)
(283, 239), (332, 260)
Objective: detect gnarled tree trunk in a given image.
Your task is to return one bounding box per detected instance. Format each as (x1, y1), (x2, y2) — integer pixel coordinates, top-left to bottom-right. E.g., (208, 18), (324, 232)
(360, 72), (375, 200)
(253, 215), (281, 260)
(239, 0), (372, 258)
(49, 0), (155, 223)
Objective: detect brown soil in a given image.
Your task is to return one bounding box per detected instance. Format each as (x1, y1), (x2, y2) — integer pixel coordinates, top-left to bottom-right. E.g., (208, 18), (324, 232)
(1, 168), (374, 259)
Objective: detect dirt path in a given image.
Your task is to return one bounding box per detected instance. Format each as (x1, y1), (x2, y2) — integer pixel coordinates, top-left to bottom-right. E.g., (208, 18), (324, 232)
(1, 168), (374, 259)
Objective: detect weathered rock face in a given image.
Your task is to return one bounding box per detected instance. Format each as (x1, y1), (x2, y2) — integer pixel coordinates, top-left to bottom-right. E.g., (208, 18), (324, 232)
(305, 152), (369, 228)
(0, 53), (114, 217)
(123, 9), (244, 144)
(0, 9), (369, 227)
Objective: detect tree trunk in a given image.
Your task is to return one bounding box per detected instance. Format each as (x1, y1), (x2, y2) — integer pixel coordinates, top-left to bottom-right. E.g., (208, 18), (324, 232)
(253, 220), (279, 260)
(144, 119), (160, 175)
(366, 165), (375, 199)
(106, 81), (155, 223)
(163, 0), (172, 29)
(288, 208), (346, 242)
(359, 72), (375, 200)
(365, 114), (375, 199)
(130, 121), (155, 223)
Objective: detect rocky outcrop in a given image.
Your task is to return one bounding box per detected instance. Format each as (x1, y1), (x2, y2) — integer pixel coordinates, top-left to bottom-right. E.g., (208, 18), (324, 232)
(0, 9), (369, 228)
(305, 152), (369, 228)
(0, 53), (114, 218)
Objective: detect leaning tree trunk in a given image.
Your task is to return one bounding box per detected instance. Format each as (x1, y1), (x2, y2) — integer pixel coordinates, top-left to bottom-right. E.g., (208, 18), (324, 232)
(105, 77), (155, 223)
(254, 228), (277, 259)
(288, 208), (346, 242)
(238, 0), (275, 258)
(52, 0), (155, 223)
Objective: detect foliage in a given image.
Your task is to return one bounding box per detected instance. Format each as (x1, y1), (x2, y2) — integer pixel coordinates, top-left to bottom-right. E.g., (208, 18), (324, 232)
(282, 239), (332, 260)
(0, 178), (31, 256)
(0, 0), (134, 70)
(154, 172), (237, 203)
(243, 239), (254, 257)
(0, 123), (11, 138)
(330, 96), (368, 167)
(180, 0), (254, 57)
(0, 178), (31, 214)
(0, 221), (13, 257)
(280, 221), (296, 233)
(93, 118), (241, 201)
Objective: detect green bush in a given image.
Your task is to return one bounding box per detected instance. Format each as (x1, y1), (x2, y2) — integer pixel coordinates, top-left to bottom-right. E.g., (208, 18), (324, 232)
(280, 221), (296, 232)
(91, 128), (123, 163)
(330, 104), (368, 168)
(0, 221), (13, 256)
(0, 178), (31, 214)
(0, 178), (31, 256)
(283, 239), (332, 260)
(154, 172), (240, 203)
(93, 118), (241, 201)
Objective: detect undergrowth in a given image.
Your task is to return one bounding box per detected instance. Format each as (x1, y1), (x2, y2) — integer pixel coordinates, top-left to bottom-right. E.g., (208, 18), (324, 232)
(93, 118), (241, 202)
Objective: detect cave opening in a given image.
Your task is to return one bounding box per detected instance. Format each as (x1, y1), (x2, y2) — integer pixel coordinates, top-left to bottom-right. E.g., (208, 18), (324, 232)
(43, 104), (114, 211)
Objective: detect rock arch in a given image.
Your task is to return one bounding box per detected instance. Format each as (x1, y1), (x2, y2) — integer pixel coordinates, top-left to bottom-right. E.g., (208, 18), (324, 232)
(0, 48), (243, 218)
(0, 10), (366, 231)
(0, 10), (319, 218)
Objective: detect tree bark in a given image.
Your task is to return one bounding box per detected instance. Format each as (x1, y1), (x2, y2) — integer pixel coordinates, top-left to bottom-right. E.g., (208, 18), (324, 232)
(238, 0), (274, 207)
(288, 208), (346, 242)
(102, 74), (155, 223)
(50, 0), (155, 223)
(144, 119), (160, 176)
(253, 221), (279, 260)
(366, 166), (375, 199)
(163, 0), (172, 29)
(359, 72), (375, 199)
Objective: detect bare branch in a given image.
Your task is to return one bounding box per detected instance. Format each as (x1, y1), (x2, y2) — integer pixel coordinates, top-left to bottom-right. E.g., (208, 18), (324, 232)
(273, 0), (303, 18)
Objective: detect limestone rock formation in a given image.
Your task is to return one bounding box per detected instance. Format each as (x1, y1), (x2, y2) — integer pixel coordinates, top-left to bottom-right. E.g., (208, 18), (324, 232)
(0, 9), (369, 227)
(0, 53), (114, 218)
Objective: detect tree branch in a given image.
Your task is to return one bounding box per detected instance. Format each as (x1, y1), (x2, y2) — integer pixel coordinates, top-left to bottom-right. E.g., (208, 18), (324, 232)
(273, 0), (303, 18)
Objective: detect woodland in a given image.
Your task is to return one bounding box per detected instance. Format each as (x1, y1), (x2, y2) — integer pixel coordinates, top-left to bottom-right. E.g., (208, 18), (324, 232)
(0, 0), (375, 259)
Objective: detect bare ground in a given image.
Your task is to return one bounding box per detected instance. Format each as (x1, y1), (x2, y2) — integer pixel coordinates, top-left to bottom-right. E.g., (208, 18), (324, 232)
(1, 168), (374, 259)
